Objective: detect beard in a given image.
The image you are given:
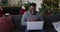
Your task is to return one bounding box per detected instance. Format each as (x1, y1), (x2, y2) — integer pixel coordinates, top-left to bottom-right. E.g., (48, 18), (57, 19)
(30, 10), (36, 15)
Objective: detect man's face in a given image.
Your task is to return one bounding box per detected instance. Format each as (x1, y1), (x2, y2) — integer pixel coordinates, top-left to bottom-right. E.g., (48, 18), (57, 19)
(30, 6), (36, 11)
(30, 6), (36, 14)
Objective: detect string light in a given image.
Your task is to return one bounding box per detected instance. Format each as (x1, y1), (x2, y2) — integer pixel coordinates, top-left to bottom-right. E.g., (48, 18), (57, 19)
(40, 0), (59, 15)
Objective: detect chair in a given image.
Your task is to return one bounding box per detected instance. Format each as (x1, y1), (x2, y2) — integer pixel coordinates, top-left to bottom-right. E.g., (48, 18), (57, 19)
(12, 15), (22, 31)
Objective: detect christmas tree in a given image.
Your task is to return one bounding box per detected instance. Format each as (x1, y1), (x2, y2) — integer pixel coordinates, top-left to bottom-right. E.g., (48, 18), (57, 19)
(24, 1), (30, 11)
(39, 0), (60, 15)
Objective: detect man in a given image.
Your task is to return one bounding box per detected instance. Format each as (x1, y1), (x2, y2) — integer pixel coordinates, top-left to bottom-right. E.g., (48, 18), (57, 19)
(21, 3), (44, 32)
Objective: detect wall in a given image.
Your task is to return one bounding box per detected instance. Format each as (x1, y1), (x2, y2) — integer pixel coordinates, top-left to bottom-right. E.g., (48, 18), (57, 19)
(0, 0), (2, 4)
(0, 0), (20, 5)
(8, 0), (20, 6)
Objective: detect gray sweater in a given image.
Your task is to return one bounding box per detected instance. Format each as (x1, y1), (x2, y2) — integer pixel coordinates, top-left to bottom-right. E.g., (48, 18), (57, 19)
(21, 11), (44, 26)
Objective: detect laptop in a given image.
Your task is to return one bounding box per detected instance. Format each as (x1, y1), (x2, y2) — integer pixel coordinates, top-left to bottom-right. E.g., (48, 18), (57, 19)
(27, 21), (44, 30)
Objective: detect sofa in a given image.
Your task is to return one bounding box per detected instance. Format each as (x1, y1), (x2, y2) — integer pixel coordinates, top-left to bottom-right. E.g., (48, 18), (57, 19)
(12, 15), (60, 32)
(0, 15), (60, 32)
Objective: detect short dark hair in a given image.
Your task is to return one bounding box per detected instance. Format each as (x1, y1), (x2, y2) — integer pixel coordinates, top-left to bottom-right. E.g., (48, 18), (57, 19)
(30, 3), (36, 6)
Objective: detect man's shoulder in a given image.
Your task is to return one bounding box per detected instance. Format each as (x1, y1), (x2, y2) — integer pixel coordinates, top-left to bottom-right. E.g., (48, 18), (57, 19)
(24, 11), (29, 13)
(36, 11), (42, 15)
(23, 11), (30, 15)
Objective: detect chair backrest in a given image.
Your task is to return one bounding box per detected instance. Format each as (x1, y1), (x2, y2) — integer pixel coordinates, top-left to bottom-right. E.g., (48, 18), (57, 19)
(12, 15), (22, 29)
(44, 15), (58, 32)
(0, 16), (10, 32)
(5, 16), (14, 29)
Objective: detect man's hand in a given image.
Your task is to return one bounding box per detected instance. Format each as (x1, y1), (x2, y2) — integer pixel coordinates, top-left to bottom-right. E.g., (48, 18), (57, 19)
(28, 18), (39, 22)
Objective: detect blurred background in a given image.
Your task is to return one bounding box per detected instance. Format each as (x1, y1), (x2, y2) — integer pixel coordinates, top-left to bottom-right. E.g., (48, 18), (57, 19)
(0, 0), (60, 32)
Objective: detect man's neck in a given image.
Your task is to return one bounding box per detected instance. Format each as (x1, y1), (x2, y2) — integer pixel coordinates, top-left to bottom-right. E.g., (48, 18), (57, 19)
(30, 11), (36, 15)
